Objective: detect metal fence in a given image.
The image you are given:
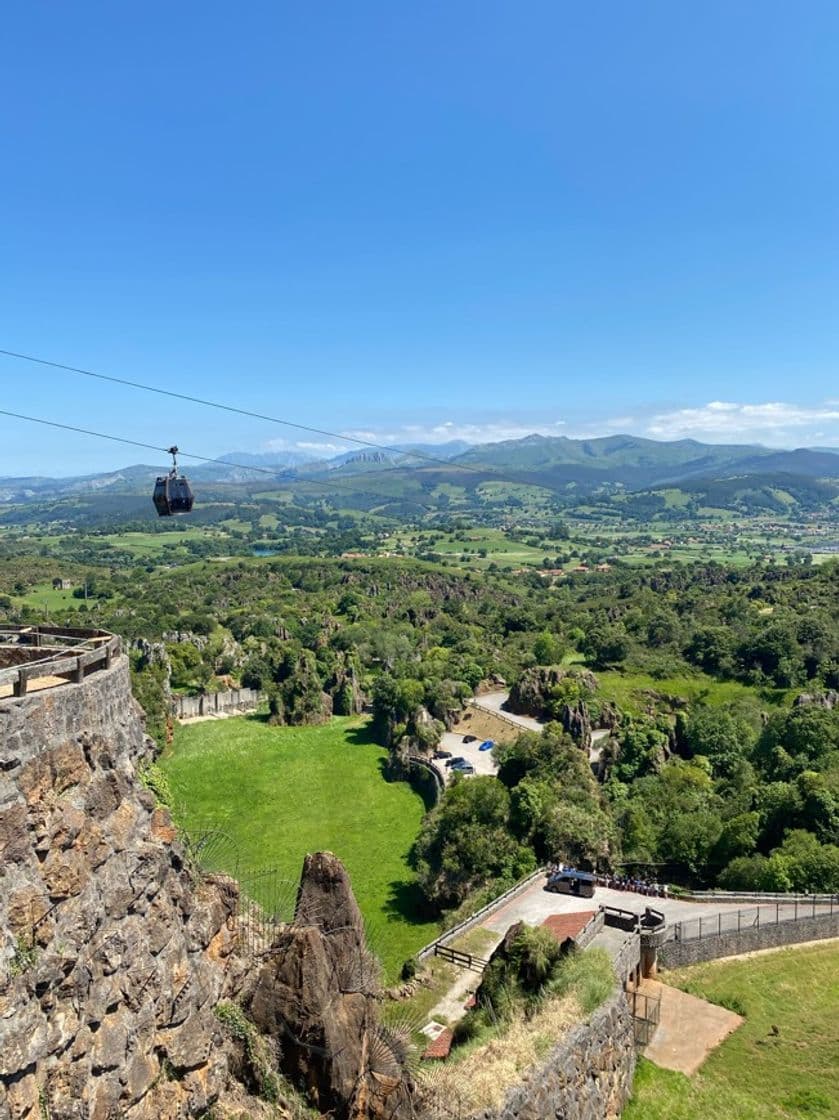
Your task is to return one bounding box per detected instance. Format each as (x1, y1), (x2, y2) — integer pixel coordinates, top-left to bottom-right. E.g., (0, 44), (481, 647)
(668, 896), (837, 943)
(627, 988), (661, 1047)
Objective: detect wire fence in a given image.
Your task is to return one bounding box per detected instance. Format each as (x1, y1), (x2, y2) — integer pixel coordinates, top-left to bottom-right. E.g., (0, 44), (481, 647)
(667, 896), (837, 943)
(233, 866), (300, 958)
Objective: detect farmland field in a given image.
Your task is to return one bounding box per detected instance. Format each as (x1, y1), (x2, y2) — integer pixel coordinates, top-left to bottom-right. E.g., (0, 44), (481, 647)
(623, 941), (839, 1120)
(160, 714), (437, 978)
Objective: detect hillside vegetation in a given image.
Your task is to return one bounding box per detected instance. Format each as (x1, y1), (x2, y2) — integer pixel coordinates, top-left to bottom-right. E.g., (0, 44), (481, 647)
(4, 551), (839, 914)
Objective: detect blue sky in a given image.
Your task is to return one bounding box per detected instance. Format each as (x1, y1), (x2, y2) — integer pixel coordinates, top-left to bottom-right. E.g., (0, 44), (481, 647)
(2, 1), (838, 475)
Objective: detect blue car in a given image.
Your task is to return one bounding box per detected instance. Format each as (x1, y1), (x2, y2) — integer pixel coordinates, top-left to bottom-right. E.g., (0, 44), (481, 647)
(478, 740), (494, 751)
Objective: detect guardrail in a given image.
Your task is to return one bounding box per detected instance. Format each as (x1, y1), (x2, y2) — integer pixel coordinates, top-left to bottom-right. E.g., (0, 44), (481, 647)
(640, 906), (665, 932)
(467, 698), (542, 736)
(407, 753), (446, 792)
(0, 626), (121, 698)
(418, 865), (547, 960)
(679, 889), (839, 905)
(575, 909), (606, 950)
(600, 905), (640, 932)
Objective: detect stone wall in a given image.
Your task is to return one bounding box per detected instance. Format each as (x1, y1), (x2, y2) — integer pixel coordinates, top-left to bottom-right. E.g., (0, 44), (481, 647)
(173, 688), (265, 721)
(611, 932), (642, 985)
(658, 911), (839, 970)
(0, 658), (247, 1120)
(484, 988), (636, 1120)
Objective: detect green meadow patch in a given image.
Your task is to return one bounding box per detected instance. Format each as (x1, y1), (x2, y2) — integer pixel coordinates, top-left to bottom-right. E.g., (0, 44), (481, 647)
(594, 669), (791, 714)
(624, 942), (839, 1120)
(161, 714), (437, 978)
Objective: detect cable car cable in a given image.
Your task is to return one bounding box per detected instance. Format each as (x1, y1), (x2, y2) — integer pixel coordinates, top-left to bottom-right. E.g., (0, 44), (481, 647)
(0, 407), (437, 511)
(0, 347), (504, 477)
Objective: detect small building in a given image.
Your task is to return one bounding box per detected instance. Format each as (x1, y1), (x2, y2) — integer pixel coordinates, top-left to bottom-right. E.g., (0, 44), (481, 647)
(52, 578), (73, 591)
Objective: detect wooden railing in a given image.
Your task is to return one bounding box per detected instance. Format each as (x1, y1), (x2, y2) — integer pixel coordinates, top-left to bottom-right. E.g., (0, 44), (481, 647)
(433, 943), (490, 973)
(0, 626), (121, 699)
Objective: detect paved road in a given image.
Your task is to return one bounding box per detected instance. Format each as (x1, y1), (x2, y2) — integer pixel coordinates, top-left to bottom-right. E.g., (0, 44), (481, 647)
(471, 690), (544, 732)
(477, 877), (836, 941)
(437, 730), (498, 780)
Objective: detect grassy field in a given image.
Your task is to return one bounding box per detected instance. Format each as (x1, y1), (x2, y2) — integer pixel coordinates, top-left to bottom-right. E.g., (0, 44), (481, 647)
(624, 942), (839, 1120)
(98, 528), (219, 556)
(595, 669), (791, 713)
(161, 714), (437, 978)
(13, 582), (86, 612)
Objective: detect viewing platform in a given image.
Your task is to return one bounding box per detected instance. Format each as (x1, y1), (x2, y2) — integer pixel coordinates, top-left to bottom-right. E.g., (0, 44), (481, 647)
(0, 625), (121, 701)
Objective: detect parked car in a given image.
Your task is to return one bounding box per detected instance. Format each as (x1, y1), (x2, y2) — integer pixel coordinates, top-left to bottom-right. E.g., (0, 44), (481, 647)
(478, 740), (494, 751)
(445, 756), (466, 767)
(450, 761), (476, 775)
(545, 869), (595, 898)
(463, 734), (477, 743)
(435, 749), (453, 759)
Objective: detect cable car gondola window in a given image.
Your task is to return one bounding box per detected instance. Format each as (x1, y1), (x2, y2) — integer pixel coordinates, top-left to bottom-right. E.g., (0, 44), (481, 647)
(153, 445), (194, 516)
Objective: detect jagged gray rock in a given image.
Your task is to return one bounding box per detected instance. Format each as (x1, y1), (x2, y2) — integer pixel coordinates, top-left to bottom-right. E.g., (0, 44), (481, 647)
(249, 852), (414, 1120)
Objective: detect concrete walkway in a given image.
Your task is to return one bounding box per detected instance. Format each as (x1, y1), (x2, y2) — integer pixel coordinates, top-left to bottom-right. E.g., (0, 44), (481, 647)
(640, 979), (743, 1075)
(426, 959), (492, 1025)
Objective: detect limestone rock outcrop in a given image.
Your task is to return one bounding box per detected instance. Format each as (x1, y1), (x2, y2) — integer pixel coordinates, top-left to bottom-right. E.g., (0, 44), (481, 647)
(248, 852), (414, 1120)
(507, 667), (620, 749)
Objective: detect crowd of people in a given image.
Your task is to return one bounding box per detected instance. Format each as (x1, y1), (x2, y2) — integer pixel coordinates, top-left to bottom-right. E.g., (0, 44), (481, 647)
(594, 873), (669, 898)
(544, 863), (671, 898)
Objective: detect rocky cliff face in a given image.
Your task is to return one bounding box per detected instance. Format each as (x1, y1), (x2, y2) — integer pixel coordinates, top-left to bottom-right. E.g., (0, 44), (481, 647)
(248, 853), (414, 1120)
(0, 660), (245, 1120)
(507, 667), (620, 750)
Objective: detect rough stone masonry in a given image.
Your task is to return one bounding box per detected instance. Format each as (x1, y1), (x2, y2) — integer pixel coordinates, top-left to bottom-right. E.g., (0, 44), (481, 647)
(0, 657), (243, 1120)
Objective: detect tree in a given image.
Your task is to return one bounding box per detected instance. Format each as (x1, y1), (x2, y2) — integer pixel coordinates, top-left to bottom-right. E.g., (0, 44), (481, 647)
(413, 777), (536, 909)
(683, 707), (755, 778)
(533, 630), (564, 665)
(581, 623), (629, 668)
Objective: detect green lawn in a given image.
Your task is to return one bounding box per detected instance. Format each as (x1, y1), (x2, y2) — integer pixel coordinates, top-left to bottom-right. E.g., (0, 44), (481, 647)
(161, 714), (437, 978)
(99, 528), (218, 556)
(594, 670), (791, 713)
(624, 942), (839, 1120)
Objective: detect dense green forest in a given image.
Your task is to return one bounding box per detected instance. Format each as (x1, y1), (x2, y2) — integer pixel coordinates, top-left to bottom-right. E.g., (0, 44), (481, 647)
(3, 551), (838, 909)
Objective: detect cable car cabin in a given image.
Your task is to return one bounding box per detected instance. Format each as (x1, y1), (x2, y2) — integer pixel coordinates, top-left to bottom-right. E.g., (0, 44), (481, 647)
(545, 868), (595, 899)
(153, 446), (194, 517)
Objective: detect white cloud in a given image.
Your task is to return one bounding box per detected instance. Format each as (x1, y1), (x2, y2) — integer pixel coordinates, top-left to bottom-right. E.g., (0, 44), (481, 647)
(646, 400), (839, 443)
(338, 419), (569, 446)
(256, 400), (839, 459)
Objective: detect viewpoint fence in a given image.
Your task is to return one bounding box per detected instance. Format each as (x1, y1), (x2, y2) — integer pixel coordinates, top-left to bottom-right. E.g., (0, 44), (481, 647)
(0, 625), (121, 698)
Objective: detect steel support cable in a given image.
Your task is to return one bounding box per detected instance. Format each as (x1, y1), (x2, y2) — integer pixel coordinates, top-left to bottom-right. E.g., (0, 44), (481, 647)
(0, 347), (503, 477)
(0, 407), (437, 510)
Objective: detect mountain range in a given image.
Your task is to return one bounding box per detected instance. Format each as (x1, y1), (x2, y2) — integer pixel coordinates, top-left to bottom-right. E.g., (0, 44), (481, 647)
(2, 434), (838, 512)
